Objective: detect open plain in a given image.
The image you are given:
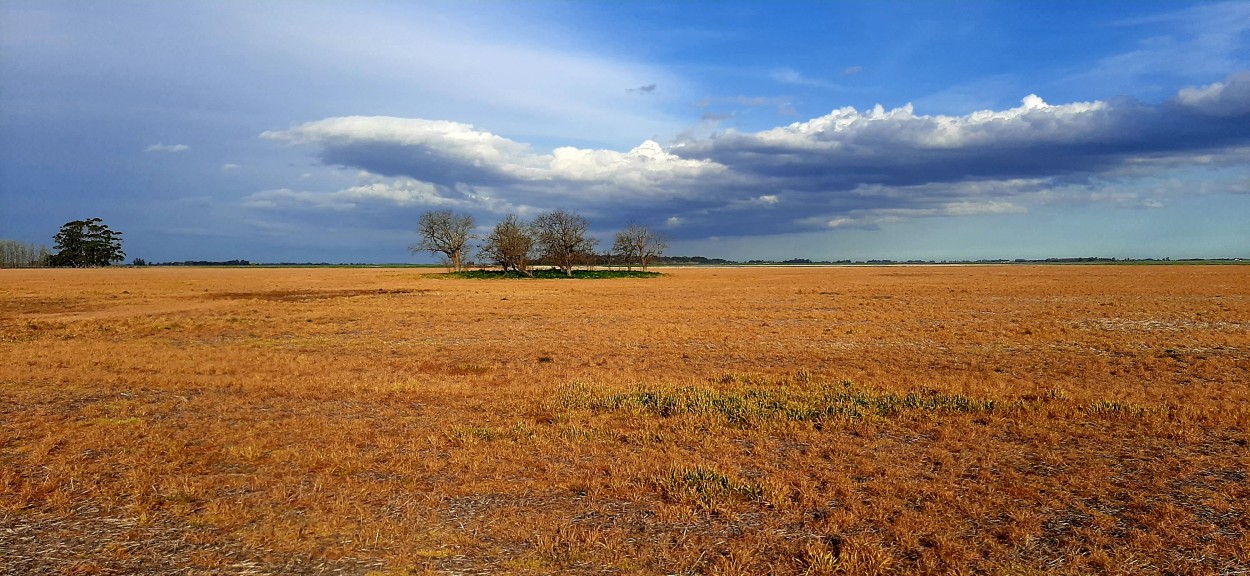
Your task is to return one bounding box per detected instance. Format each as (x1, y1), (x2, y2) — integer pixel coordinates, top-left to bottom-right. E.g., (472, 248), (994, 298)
(2, 265), (1248, 575)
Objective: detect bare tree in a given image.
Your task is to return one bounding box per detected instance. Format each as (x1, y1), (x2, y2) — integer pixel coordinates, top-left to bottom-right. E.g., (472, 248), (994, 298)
(613, 224), (668, 271)
(533, 209), (598, 277)
(412, 210), (474, 272)
(479, 214), (536, 277)
(0, 240), (50, 268)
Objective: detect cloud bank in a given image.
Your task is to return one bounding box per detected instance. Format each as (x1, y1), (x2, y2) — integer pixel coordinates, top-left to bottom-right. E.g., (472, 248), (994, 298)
(146, 143), (190, 153)
(256, 72), (1250, 238)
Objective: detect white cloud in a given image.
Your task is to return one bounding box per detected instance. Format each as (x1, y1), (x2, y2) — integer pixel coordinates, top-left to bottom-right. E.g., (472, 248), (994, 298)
(738, 94), (1107, 152)
(146, 143), (189, 153)
(771, 68), (838, 89)
(1175, 71), (1250, 116)
(1073, 2), (1250, 97)
(222, 163), (240, 170)
(258, 72), (1250, 239)
(942, 201), (1027, 216)
(232, 3), (690, 149)
(263, 116), (726, 200)
(244, 178), (450, 211)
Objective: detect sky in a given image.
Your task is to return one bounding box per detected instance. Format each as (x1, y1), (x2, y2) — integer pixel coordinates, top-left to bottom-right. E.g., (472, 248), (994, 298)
(2, 1), (1249, 263)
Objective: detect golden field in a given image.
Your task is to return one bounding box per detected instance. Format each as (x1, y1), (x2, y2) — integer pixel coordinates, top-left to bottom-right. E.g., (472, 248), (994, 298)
(1, 265), (1248, 575)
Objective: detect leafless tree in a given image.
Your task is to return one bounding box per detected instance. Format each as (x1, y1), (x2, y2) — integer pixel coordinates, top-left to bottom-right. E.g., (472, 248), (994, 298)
(412, 210), (474, 272)
(612, 224), (668, 271)
(0, 240), (50, 268)
(533, 209), (598, 277)
(479, 214), (536, 277)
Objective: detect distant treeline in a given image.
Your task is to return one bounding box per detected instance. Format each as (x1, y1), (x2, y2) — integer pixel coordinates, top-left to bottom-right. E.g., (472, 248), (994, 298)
(662, 256), (1247, 265)
(77, 255), (1250, 268)
(138, 259), (252, 266)
(0, 239), (51, 268)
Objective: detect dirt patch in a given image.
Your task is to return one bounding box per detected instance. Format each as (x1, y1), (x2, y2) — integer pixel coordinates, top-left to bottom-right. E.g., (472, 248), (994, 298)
(0, 510), (384, 576)
(206, 289), (422, 302)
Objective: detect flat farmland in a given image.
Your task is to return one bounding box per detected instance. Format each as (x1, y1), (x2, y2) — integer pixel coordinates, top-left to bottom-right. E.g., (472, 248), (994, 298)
(2, 265), (1248, 575)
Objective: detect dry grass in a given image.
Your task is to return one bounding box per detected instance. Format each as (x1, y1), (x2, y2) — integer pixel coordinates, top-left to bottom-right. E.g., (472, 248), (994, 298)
(2, 265), (1248, 575)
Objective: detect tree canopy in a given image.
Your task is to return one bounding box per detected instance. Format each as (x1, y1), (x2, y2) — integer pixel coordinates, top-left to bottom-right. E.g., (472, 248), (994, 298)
(50, 218), (125, 267)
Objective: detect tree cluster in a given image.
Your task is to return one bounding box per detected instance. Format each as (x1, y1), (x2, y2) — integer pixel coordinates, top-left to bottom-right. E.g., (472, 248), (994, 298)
(49, 218), (126, 267)
(612, 223), (668, 272)
(0, 240), (51, 268)
(2, 218), (128, 268)
(413, 210), (667, 277)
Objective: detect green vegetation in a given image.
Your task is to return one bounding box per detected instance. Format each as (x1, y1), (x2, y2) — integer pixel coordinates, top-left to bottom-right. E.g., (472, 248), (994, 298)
(50, 217), (125, 267)
(656, 466), (766, 510)
(554, 375), (1003, 426)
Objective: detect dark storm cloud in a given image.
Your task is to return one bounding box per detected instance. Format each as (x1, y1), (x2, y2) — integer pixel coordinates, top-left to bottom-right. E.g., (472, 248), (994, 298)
(256, 72), (1250, 239)
(672, 72), (1250, 192)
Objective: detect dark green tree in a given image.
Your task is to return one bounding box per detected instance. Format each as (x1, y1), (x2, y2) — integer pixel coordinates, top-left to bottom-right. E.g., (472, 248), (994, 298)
(51, 218), (125, 267)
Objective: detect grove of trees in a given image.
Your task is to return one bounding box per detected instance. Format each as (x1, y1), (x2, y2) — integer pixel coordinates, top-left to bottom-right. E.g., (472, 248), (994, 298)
(1, 218), (127, 268)
(533, 209), (598, 277)
(0, 240), (51, 268)
(50, 218), (126, 267)
(613, 224), (668, 272)
(418, 210), (665, 275)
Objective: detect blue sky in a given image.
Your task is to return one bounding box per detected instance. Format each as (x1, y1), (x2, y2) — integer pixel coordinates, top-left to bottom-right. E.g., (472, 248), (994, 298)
(2, 1), (1248, 263)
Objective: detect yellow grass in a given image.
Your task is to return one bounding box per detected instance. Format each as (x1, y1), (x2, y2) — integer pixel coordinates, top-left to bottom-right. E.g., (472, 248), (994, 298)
(2, 265), (1248, 574)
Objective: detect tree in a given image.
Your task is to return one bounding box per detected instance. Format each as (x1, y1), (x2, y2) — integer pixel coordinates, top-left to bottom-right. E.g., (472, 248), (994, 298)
(412, 210), (474, 271)
(612, 224), (668, 272)
(50, 218), (125, 267)
(0, 240), (51, 268)
(533, 209), (598, 277)
(479, 214), (536, 277)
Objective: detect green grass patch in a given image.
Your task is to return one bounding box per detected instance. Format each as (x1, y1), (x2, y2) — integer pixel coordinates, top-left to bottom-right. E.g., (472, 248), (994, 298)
(431, 268), (663, 280)
(554, 375), (1002, 426)
(656, 465), (765, 510)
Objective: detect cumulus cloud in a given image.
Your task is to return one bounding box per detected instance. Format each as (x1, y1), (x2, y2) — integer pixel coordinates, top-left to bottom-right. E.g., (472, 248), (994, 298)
(1174, 71), (1250, 116)
(258, 71), (1250, 239)
(261, 116), (726, 205)
(146, 143), (189, 153)
(673, 72), (1250, 189)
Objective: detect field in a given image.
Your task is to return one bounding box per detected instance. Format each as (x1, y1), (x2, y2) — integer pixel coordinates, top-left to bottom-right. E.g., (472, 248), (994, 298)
(2, 265), (1248, 575)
